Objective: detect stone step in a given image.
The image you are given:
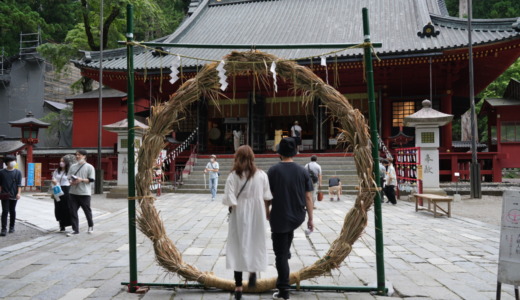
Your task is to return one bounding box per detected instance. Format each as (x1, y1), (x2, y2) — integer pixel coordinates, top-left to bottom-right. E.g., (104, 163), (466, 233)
(178, 182), (359, 190)
(174, 186), (360, 195)
(185, 170), (357, 180)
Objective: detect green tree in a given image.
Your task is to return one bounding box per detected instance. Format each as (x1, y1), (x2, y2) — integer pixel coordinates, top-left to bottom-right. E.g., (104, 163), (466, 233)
(37, 0), (189, 92)
(444, 0), (520, 18)
(0, 1), (45, 56)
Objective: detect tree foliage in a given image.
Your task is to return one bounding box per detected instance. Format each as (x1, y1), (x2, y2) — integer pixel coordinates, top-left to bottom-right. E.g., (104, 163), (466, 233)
(445, 0), (520, 18)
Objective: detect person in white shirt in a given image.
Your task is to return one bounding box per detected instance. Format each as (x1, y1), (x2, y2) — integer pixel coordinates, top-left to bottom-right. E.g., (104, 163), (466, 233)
(383, 159), (397, 205)
(233, 129), (242, 152)
(304, 155), (322, 207)
(51, 156), (73, 232)
(204, 155), (220, 201)
(290, 121), (303, 154)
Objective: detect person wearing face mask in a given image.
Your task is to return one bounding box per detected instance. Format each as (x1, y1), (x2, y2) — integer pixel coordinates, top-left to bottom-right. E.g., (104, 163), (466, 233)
(204, 154), (220, 201)
(0, 155), (22, 236)
(67, 150), (96, 236)
(52, 155), (73, 232)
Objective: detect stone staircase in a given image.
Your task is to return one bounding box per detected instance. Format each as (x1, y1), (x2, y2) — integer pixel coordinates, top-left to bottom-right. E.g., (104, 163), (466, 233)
(176, 155), (360, 195)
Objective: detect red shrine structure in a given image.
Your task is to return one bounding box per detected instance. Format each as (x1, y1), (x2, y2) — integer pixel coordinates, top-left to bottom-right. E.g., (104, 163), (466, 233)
(69, 0), (520, 182)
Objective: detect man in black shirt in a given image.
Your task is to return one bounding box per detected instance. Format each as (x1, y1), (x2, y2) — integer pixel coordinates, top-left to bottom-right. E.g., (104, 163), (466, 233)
(0, 155), (22, 236)
(266, 137), (314, 300)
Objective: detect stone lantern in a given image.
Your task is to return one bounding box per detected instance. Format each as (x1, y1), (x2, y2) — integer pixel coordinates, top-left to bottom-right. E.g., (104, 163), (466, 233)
(103, 118), (148, 198)
(9, 112), (49, 174)
(404, 100), (453, 195)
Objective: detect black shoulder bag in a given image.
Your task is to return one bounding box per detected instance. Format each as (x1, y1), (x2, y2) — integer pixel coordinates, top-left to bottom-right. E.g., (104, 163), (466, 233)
(228, 176), (250, 214)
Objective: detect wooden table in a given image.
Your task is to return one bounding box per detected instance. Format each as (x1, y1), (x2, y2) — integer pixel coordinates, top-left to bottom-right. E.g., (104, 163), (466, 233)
(412, 193), (453, 218)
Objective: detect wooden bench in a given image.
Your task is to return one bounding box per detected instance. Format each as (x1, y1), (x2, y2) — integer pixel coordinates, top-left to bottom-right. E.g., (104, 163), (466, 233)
(412, 193), (453, 218)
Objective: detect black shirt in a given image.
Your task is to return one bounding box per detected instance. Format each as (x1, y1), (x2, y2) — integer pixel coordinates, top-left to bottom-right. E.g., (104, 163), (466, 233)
(267, 162), (313, 233)
(328, 177), (340, 187)
(0, 169), (22, 200)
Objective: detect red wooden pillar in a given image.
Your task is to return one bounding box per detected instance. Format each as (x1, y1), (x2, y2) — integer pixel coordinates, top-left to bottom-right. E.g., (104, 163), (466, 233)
(451, 155), (457, 182)
(493, 155), (502, 182)
(441, 93), (453, 151)
(382, 98), (392, 141)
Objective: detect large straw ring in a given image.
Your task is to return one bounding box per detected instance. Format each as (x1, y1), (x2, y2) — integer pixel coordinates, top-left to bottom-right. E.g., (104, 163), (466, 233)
(135, 51), (376, 292)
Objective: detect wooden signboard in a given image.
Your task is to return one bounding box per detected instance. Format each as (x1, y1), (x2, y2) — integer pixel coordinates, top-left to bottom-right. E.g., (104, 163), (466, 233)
(496, 190), (520, 300)
(35, 163), (42, 187)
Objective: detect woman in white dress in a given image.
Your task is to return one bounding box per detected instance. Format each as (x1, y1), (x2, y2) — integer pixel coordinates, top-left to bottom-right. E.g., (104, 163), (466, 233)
(222, 145), (273, 299)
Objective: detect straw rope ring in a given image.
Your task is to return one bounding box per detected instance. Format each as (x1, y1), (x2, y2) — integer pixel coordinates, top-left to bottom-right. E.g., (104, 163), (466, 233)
(136, 51), (376, 292)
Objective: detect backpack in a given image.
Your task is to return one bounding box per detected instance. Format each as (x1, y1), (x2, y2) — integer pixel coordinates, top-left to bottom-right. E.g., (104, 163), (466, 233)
(307, 164), (318, 184)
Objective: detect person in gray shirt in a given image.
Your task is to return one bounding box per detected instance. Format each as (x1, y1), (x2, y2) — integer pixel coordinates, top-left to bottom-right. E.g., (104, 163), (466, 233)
(67, 150), (96, 236)
(304, 155), (322, 208)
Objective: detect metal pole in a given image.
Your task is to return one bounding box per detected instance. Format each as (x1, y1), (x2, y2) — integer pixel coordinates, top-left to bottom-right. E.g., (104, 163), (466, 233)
(126, 4), (138, 293)
(95, 0), (104, 194)
(117, 41), (382, 49)
(362, 7), (386, 296)
(120, 282), (381, 292)
(467, 0), (482, 198)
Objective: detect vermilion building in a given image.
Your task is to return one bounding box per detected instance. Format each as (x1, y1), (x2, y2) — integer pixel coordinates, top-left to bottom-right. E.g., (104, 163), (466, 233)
(72, 0), (520, 182)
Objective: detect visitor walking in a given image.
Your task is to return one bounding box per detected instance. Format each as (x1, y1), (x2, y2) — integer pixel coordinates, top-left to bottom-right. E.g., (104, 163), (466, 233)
(222, 145), (272, 300)
(0, 155), (22, 236)
(52, 155), (73, 232)
(383, 158), (397, 205)
(204, 155), (220, 201)
(267, 137), (314, 300)
(233, 129), (242, 152)
(328, 175), (342, 201)
(290, 121), (302, 154)
(304, 155), (322, 208)
(379, 159), (387, 202)
(67, 150), (96, 236)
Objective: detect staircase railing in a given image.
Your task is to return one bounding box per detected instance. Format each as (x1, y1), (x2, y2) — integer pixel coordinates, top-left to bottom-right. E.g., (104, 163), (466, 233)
(378, 134), (393, 160)
(164, 127), (198, 187)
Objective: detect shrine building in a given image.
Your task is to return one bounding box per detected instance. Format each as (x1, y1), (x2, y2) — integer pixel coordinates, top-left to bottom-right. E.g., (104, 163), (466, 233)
(71, 0), (520, 182)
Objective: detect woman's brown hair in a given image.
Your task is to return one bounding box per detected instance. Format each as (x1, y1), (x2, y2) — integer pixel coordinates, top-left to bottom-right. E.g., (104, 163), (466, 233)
(232, 145), (257, 179)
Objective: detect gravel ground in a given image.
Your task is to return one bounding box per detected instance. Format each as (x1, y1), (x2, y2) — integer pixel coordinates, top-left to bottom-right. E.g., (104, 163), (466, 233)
(446, 194), (504, 226)
(0, 222), (48, 248)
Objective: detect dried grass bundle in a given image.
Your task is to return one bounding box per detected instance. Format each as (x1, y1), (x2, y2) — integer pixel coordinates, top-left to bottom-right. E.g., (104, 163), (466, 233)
(135, 51), (376, 292)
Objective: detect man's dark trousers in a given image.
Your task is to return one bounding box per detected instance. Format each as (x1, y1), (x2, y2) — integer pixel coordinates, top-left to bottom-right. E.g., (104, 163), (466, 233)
(272, 230), (294, 293)
(1, 199), (17, 230)
(69, 194), (93, 232)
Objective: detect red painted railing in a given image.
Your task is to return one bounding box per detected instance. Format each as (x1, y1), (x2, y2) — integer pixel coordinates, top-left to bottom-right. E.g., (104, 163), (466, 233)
(439, 152), (506, 182)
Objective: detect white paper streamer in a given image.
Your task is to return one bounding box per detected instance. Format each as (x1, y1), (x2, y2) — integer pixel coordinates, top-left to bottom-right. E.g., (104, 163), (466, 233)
(169, 55), (181, 85)
(216, 60), (228, 91)
(270, 61), (278, 93)
(320, 55), (329, 84)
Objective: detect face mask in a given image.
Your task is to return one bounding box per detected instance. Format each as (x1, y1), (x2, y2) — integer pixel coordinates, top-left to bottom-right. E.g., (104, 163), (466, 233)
(78, 158), (85, 163)
(8, 161), (16, 168)
(59, 162), (66, 168)
(210, 158), (215, 162)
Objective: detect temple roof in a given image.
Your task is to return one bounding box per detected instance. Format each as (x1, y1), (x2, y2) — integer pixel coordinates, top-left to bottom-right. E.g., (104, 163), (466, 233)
(481, 79), (520, 113)
(0, 139), (25, 155)
(74, 0), (520, 71)
(65, 87), (127, 102)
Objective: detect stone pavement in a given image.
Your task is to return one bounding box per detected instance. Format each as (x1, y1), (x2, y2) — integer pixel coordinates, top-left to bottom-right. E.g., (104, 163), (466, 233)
(0, 192), (516, 300)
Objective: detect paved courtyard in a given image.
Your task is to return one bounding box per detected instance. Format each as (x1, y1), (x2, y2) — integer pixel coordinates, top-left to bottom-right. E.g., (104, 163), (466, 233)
(0, 192), (517, 300)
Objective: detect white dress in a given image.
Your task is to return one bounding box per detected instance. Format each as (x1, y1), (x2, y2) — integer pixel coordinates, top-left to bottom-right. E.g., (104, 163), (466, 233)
(222, 170), (273, 272)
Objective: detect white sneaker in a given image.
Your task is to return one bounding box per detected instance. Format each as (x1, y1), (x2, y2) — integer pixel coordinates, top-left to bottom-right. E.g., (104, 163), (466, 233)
(87, 227), (94, 234)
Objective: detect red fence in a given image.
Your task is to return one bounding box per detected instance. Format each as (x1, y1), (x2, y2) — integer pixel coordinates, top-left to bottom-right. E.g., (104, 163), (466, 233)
(439, 152), (505, 182)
